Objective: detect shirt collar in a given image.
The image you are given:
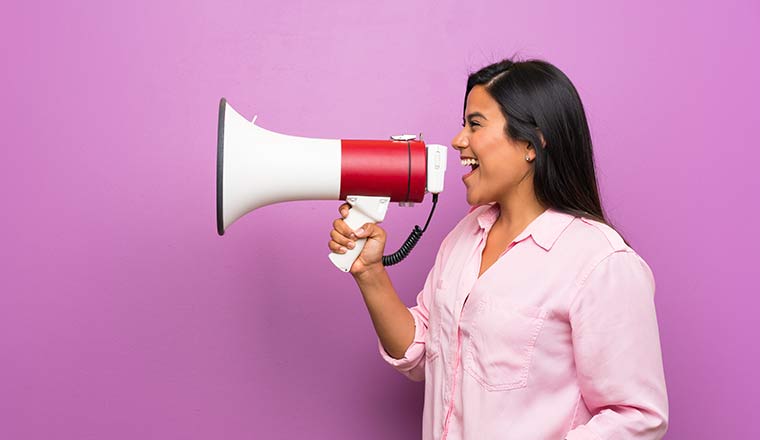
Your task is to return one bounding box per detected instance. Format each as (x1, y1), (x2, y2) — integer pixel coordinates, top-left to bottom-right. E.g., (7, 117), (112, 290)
(475, 204), (576, 251)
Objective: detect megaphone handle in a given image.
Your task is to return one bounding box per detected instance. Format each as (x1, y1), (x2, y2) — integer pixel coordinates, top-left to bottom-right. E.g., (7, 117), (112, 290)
(328, 195), (391, 272)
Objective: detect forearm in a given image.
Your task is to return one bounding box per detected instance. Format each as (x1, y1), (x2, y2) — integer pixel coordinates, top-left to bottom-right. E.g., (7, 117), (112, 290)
(353, 265), (415, 359)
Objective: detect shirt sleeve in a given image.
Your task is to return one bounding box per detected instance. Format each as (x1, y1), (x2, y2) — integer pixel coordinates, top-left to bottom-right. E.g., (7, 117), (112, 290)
(377, 235), (448, 382)
(565, 251), (669, 440)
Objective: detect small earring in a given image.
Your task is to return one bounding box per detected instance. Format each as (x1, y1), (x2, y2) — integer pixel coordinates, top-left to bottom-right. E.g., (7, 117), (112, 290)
(525, 155), (532, 162)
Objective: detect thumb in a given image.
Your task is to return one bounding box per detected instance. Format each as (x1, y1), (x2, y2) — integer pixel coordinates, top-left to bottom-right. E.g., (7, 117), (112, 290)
(354, 222), (383, 240)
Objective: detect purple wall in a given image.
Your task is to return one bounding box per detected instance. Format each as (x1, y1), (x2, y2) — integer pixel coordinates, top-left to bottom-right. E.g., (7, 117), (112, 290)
(2, 1), (758, 438)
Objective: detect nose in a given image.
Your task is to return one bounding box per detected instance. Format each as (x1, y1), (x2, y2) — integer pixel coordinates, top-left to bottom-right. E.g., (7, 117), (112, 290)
(451, 127), (468, 151)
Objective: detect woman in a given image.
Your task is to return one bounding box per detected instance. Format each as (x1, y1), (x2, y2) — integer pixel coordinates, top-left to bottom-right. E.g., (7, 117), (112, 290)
(328, 59), (668, 439)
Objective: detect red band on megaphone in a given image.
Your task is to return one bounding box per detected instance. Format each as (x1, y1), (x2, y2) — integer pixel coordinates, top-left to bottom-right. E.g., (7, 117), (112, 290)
(339, 140), (426, 202)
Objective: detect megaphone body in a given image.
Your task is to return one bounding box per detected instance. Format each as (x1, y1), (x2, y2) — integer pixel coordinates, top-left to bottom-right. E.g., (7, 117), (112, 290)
(217, 98), (447, 271)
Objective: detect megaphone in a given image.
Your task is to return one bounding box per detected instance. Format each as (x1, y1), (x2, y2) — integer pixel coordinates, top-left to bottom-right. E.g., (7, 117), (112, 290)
(216, 98), (447, 272)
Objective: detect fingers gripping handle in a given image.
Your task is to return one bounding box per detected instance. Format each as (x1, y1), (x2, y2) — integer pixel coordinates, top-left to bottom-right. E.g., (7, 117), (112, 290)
(328, 195), (391, 272)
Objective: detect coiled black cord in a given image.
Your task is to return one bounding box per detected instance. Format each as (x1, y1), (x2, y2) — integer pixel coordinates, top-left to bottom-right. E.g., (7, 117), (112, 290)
(382, 194), (439, 267)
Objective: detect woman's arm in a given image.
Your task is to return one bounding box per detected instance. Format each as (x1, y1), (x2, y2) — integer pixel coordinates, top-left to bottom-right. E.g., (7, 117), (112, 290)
(353, 264), (415, 359)
(566, 251), (668, 439)
(329, 204), (415, 359)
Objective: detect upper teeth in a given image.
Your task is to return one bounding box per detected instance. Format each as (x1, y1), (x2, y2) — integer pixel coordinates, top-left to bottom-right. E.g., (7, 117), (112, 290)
(461, 158), (479, 166)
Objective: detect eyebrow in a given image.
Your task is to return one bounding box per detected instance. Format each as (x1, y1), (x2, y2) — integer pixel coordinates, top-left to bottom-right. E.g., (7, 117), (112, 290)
(465, 112), (488, 121)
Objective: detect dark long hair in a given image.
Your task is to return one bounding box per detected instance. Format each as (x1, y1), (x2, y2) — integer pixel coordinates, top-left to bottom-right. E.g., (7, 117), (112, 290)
(466, 58), (625, 242)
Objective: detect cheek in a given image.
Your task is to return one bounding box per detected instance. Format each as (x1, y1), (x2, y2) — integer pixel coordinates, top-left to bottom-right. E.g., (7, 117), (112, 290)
(481, 153), (515, 177)
(479, 160), (525, 193)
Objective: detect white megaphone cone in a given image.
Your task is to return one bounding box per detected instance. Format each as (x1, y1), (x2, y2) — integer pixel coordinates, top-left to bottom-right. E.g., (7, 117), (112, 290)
(217, 98), (343, 234)
(216, 98), (447, 272)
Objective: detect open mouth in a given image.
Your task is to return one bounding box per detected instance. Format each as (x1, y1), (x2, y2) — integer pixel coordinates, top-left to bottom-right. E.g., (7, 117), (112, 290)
(461, 157), (480, 179)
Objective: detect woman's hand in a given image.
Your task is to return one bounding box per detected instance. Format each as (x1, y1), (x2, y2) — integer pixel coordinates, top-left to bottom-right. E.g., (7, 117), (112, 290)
(329, 205), (413, 360)
(328, 203), (387, 277)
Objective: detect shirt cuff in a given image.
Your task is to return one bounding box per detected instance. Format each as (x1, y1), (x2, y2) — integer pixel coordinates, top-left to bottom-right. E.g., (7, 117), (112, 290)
(565, 425), (603, 440)
(377, 308), (427, 373)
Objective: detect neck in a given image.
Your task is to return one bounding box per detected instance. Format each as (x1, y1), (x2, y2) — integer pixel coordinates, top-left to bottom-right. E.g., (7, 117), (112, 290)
(494, 181), (546, 232)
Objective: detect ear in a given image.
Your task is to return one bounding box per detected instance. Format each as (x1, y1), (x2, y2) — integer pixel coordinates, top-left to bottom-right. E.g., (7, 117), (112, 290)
(536, 129), (547, 148)
(525, 142), (536, 162)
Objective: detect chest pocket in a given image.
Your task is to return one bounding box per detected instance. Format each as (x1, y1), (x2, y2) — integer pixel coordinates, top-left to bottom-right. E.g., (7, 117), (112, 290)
(463, 297), (548, 391)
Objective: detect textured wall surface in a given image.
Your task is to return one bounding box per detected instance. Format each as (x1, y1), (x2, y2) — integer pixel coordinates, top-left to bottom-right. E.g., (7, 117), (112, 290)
(2, 1), (758, 438)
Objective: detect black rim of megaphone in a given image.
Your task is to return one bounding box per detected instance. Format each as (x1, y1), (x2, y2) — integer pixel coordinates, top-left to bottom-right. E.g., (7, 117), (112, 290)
(216, 98), (226, 236)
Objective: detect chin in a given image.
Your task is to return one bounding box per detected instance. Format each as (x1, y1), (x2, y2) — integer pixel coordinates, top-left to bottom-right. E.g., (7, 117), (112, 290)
(465, 193), (483, 207)
(465, 188), (492, 207)
(464, 190), (476, 206)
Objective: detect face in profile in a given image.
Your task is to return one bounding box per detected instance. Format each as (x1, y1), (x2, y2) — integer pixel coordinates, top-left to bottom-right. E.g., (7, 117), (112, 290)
(451, 85), (535, 207)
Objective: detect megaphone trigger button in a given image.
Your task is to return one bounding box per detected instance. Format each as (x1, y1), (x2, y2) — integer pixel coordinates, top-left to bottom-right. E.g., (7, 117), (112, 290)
(390, 134), (417, 141)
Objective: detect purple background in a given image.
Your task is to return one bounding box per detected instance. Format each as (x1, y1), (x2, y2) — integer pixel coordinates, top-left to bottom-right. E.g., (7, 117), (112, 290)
(2, 1), (758, 439)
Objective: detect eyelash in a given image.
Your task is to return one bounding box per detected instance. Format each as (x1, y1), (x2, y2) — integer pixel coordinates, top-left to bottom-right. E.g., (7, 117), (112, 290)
(462, 121), (481, 128)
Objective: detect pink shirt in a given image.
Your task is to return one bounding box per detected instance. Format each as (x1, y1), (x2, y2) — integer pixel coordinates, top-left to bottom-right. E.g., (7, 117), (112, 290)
(380, 205), (668, 439)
